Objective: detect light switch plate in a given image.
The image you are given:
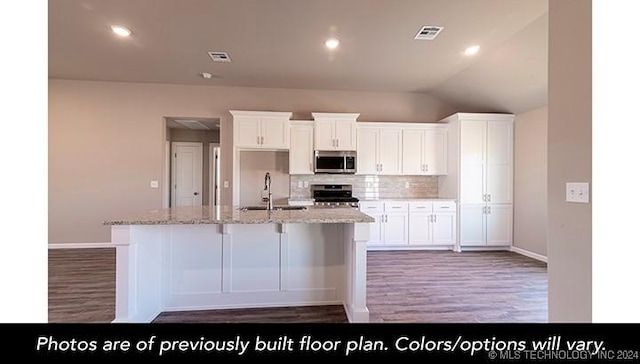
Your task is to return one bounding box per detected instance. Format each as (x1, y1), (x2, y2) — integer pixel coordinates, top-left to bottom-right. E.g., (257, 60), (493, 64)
(223, 181), (229, 188)
(566, 182), (589, 203)
(150, 180), (159, 188)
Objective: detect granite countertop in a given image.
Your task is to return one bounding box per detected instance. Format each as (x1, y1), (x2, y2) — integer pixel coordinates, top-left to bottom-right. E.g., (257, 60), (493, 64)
(103, 205), (375, 225)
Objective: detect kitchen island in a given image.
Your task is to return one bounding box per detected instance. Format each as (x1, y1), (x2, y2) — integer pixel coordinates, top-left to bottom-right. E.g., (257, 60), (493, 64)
(104, 205), (374, 323)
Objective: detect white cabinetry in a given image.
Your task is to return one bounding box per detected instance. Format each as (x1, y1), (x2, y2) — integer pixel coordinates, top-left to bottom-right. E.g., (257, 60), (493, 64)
(438, 113), (513, 249)
(231, 110), (291, 149)
(312, 113), (359, 151)
(289, 121), (314, 174)
(359, 201), (408, 247)
(402, 126), (448, 175)
(356, 125), (402, 175)
(408, 201), (456, 246)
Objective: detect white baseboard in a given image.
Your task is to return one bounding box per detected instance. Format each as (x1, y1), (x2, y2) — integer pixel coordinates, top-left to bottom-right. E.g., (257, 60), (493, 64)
(510, 246), (548, 263)
(48, 242), (115, 249)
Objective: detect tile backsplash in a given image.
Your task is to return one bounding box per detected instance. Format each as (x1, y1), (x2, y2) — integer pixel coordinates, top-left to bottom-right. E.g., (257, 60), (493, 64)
(290, 175), (438, 199)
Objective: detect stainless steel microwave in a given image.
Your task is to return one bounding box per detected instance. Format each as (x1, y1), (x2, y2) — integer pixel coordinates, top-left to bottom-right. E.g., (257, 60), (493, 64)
(314, 151), (357, 174)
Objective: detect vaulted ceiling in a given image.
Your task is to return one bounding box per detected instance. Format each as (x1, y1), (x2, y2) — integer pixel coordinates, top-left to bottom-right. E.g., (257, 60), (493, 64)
(49, 0), (548, 113)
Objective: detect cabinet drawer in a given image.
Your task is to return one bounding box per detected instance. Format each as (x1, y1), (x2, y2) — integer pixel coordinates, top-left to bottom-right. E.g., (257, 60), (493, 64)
(384, 202), (408, 212)
(433, 201), (457, 212)
(409, 202), (433, 212)
(359, 202), (383, 212)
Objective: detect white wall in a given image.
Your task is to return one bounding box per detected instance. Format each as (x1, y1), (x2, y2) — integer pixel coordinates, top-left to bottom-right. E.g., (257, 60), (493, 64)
(547, 0), (592, 322)
(514, 106), (548, 257)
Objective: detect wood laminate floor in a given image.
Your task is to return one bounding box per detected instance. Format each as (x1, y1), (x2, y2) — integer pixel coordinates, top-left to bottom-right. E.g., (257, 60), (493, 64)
(48, 249), (547, 323)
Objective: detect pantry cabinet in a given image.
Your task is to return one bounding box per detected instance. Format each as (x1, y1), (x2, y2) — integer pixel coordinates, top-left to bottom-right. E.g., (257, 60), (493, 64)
(438, 113), (514, 248)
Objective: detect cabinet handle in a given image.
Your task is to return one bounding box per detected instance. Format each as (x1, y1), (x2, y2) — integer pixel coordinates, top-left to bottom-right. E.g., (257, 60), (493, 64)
(482, 194), (487, 202)
(487, 194), (491, 202)
(385, 215), (388, 223)
(261, 136), (264, 144)
(434, 214), (437, 223)
(483, 206), (486, 214)
(487, 206), (491, 214)
(380, 163), (383, 171)
(337, 139), (339, 147)
(416, 206), (426, 209)
(425, 164), (428, 172)
(257, 136), (260, 145)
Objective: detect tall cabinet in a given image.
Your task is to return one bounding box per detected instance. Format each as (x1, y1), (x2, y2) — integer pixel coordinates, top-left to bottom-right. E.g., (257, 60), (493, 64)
(438, 113), (514, 250)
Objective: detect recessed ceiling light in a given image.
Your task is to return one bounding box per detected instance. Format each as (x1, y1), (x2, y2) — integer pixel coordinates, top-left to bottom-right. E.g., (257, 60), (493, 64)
(325, 38), (340, 49)
(464, 45), (480, 56)
(110, 25), (131, 37)
(201, 72), (212, 79)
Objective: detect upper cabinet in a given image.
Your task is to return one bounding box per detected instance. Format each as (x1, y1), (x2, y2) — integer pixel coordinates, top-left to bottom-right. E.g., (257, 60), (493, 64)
(289, 121), (314, 175)
(311, 113), (359, 151)
(357, 125), (402, 175)
(402, 126), (448, 175)
(230, 110), (292, 149)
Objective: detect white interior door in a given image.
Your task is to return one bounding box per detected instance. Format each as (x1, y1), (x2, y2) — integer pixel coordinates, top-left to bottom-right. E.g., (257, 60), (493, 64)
(172, 142), (203, 207)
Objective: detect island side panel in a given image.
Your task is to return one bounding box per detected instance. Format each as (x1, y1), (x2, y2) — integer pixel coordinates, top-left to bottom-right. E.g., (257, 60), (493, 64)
(343, 222), (371, 323)
(112, 225), (165, 323)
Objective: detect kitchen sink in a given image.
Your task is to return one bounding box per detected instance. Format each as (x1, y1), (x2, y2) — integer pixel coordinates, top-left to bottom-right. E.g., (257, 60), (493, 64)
(239, 205), (308, 211)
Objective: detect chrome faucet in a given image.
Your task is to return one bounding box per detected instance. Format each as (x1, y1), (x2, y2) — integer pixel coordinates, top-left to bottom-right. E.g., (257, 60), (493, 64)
(263, 172), (273, 210)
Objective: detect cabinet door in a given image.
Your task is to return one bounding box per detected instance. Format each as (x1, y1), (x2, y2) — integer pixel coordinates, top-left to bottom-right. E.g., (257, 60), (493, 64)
(314, 120), (335, 150)
(432, 212), (456, 245)
(408, 212), (431, 245)
(289, 125), (314, 174)
(384, 212), (409, 245)
(367, 212), (384, 246)
(459, 204), (486, 246)
(335, 121), (356, 150)
(260, 118), (289, 149)
(402, 129), (425, 175)
(356, 128), (379, 174)
(424, 128), (447, 175)
(486, 204), (512, 246)
(378, 128), (402, 175)
(486, 121), (513, 204)
(460, 121), (486, 203)
(235, 117), (261, 148)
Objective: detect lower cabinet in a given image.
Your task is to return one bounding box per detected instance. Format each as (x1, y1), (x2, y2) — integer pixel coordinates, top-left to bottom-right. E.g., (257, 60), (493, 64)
(360, 200), (456, 249)
(359, 201), (408, 247)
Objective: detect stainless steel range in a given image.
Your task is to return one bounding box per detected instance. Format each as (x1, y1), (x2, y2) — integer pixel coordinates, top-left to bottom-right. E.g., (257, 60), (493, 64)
(311, 184), (359, 208)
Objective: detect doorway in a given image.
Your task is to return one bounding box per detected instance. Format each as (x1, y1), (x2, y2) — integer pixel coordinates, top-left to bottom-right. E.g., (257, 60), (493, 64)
(165, 117), (221, 207)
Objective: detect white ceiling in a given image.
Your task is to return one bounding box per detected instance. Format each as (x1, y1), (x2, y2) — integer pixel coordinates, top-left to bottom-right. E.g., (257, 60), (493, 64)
(49, 0), (548, 113)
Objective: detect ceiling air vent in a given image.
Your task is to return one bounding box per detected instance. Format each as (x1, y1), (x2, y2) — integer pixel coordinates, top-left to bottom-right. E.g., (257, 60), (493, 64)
(414, 26), (444, 40)
(208, 51), (231, 62)
(174, 119), (211, 130)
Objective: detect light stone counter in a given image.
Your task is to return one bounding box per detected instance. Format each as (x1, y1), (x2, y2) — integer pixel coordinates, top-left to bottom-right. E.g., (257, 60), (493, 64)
(104, 205), (374, 225)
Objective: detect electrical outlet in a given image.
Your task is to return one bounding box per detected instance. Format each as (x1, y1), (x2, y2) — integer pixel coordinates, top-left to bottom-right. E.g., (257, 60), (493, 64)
(303, 181), (309, 188)
(566, 182), (589, 203)
(297, 181), (303, 188)
(223, 181), (229, 188)
(405, 182), (410, 189)
(150, 180), (159, 188)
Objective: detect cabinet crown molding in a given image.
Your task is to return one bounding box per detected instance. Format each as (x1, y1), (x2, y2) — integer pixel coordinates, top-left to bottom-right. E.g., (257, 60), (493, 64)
(229, 110), (292, 118)
(311, 112), (360, 121)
